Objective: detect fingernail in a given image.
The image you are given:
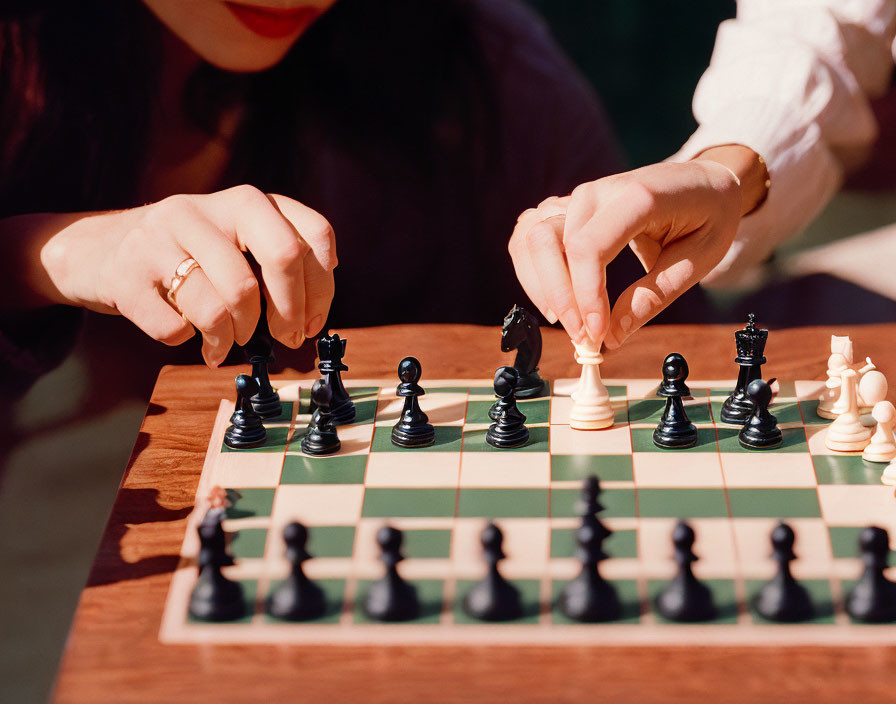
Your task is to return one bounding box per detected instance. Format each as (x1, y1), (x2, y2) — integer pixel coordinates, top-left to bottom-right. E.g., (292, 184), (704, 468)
(585, 313), (602, 342)
(604, 328), (620, 350)
(620, 315), (634, 333)
(545, 308), (559, 324)
(305, 314), (324, 337)
(569, 324), (587, 345)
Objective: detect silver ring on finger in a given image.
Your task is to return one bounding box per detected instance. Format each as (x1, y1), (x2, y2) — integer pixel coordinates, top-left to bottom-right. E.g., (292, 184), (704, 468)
(166, 257), (201, 314)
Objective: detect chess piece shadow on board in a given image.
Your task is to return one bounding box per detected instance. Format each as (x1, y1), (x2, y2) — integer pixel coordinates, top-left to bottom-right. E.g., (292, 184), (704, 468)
(266, 522), (326, 621)
(500, 304), (546, 398)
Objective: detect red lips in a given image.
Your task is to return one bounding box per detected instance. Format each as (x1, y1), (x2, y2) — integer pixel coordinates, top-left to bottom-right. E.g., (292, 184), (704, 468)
(224, 2), (322, 39)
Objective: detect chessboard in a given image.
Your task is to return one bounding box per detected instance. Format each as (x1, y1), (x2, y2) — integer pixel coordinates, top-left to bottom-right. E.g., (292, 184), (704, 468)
(159, 376), (896, 646)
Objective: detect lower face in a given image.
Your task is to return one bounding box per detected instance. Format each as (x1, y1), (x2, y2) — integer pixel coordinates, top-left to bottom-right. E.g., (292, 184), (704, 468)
(141, 0), (338, 72)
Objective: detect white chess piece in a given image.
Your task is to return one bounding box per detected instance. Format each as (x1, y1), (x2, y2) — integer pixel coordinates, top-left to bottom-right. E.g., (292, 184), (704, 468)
(863, 400), (896, 463)
(825, 369), (873, 452)
(570, 339), (614, 430)
(881, 456), (896, 486)
(854, 357), (877, 415)
(817, 351), (851, 419)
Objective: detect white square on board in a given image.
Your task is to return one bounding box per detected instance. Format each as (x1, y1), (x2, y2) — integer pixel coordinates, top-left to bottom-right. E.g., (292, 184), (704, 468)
(633, 452), (723, 487)
(720, 452), (817, 488)
(638, 517), (736, 579)
(365, 452), (460, 487)
(271, 484), (365, 526)
(459, 452), (549, 488)
(730, 518), (832, 579)
(817, 485), (896, 529)
(550, 424), (632, 454)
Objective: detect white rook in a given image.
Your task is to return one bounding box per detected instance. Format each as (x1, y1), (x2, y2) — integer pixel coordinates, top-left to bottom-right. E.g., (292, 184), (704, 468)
(570, 340), (615, 430)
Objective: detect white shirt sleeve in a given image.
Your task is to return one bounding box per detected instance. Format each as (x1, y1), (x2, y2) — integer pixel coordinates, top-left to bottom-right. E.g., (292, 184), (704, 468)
(670, 0), (896, 287)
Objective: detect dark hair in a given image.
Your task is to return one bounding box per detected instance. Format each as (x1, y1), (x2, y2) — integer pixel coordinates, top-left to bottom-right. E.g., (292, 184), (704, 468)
(0, 0), (498, 216)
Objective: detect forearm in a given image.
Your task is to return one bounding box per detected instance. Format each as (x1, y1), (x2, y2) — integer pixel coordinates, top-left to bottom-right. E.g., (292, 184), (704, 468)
(0, 211), (108, 311)
(694, 144), (769, 217)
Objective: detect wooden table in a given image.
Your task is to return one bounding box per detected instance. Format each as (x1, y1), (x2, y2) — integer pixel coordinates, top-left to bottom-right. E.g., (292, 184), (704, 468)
(52, 324), (896, 704)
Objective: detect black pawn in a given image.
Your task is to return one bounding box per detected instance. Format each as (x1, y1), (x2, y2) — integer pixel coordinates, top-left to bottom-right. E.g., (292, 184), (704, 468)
(846, 526), (896, 623)
(364, 526), (420, 622)
(189, 510), (246, 622)
(654, 521), (716, 622)
(653, 354), (698, 449)
(486, 367), (529, 449)
(316, 333), (356, 424)
(559, 476), (621, 622)
(738, 379), (783, 449)
(224, 374), (267, 449)
(301, 380), (341, 455)
(754, 522), (814, 622)
(266, 522), (326, 621)
(463, 522), (523, 621)
(246, 338), (282, 419)
(390, 357), (436, 448)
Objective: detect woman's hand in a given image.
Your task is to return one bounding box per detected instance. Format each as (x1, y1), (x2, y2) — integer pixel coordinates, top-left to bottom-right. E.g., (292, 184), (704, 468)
(508, 159), (744, 349)
(38, 185), (336, 366)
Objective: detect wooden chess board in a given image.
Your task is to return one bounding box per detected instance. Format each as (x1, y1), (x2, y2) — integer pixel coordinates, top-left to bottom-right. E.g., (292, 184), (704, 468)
(159, 377), (896, 646)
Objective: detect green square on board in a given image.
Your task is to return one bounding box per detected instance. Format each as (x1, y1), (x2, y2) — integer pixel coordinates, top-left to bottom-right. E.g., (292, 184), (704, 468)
(716, 427), (808, 453)
(769, 400), (803, 425)
(187, 580), (257, 624)
(798, 400), (831, 425)
(307, 526), (356, 558)
(465, 386), (497, 396)
(550, 527), (637, 559)
(727, 488), (821, 518)
(606, 385), (627, 398)
(550, 578), (641, 624)
(347, 399), (378, 425)
(745, 579), (835, 624)
(828, 526), (863, 559)
(403, 529), (452, 558)
(354, 579), (444, 624)
(347, 386), (380, 401)
(281, 454), (367, 484)
(647, 579), (738, 624)
(222, 425), (291, 454)
(551, 454), (633, 482)
(453, 579), (540, 624)
(457, 488), (548, 518)
(630, 427), (718, 453)
(628, 399), (712, 425)
(264, 578), (345, 624)
(224, 488), (275, 518)
(362, 488), (456, 518)
(462, 426), (549, 452)
(370, 425), (463, 452)
(551, 488), (636, 518)
(637, 489), (728, 518)
(230, 528), (268, 559)
(813, 455), (885, 485)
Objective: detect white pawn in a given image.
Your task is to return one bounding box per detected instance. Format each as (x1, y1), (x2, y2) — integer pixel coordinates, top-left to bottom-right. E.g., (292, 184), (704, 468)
(825, 369), (872, 452)
(569, 339), (614, 431)
(864, 400), (896, 463)
(817, 351), (851, 420)
(881, 456), (896, 486)
(854, 358), (877, 415)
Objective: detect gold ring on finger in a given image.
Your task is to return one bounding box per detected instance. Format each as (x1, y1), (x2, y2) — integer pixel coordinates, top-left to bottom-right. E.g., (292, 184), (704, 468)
(166, 257), (201, 311)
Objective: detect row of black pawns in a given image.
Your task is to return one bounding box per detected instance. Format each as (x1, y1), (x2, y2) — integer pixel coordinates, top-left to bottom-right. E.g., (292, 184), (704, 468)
(654, 320), (782, 452)
(189, 475), (896, 625)
(223, 333), (537, 452)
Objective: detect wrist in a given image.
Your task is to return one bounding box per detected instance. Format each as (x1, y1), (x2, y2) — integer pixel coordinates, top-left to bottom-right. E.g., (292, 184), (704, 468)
(693, 144), (770, 217)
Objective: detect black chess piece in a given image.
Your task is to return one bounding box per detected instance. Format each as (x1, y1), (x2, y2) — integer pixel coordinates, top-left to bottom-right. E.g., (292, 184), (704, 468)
(721, 314), (768, 425)
(363, 526), (420, 622)
(738, 379), (783, 449)
(266, 522), (326, 621)
(753, 522), (814, 622)
(654, 521), (716, 622)
(301, 379), (341, 455)
(486, 367), (530, 449)
(245, 337), (282, 419)
(501, 304), (546, 399)
(189, 510), (246, 622)
(316, 333), (356, 424)
(463, 522), (523, 621)
(652, 354), (698, 449)
(224, 374), (267, 449)
(558, 475), (621, 622)
(845, 526), (896, 623)
(390, 357), (436, 448)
